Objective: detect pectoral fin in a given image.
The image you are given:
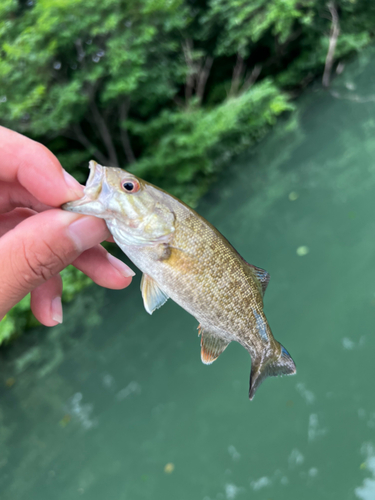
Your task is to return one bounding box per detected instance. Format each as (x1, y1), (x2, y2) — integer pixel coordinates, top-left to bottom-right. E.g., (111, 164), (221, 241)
(141, 274), (169, 315)
(198, 326), (230, 364)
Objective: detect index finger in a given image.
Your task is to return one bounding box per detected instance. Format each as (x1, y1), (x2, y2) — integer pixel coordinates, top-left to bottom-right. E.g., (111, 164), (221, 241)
(0, 126), (83, 207)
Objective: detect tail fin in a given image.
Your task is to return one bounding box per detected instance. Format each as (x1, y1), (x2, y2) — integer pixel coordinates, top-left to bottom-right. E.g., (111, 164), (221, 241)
(249, 343), (296, 400)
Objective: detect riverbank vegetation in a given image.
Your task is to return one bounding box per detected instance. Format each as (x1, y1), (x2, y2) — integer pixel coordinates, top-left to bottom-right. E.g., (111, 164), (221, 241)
(0, 0), (374, 343)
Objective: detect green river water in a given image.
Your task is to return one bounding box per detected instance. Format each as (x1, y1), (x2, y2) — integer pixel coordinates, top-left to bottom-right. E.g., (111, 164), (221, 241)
(2, 51), (375, 500)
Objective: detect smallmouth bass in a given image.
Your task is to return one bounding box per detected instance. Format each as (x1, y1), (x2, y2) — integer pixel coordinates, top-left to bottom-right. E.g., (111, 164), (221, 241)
(63, 161), (296, 399)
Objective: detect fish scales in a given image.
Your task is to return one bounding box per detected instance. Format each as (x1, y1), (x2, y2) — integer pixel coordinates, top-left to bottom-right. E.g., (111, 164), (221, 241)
(63, 161), (296, 400)
(125, 200), (262, 336)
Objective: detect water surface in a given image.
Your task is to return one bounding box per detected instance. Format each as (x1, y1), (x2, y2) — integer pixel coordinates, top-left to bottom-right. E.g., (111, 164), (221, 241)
(2, 51), (375, 500)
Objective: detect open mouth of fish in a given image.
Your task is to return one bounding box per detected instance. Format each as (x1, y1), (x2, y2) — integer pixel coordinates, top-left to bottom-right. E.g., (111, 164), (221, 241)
(62, 161), (111, 219)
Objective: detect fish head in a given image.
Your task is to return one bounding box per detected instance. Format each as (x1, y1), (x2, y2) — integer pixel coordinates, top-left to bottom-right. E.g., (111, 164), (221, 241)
(62, 161), (175, 246)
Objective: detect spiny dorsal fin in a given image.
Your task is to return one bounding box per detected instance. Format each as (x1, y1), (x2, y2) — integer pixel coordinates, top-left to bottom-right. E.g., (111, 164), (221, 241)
(141, 274), (169, 315)
(248, 264), (270, 296)
(199, 326), (230, 365)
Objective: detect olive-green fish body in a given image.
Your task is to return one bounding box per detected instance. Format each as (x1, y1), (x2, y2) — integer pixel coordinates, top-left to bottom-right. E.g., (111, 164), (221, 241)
(63, 162), (296, 399)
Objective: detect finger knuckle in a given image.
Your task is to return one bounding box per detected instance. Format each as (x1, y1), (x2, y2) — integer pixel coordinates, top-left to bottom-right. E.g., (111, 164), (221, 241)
(19, 239), (67, 285)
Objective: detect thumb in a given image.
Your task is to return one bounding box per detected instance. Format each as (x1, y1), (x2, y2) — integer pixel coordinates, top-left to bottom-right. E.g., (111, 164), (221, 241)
(0, 209), (109, 319)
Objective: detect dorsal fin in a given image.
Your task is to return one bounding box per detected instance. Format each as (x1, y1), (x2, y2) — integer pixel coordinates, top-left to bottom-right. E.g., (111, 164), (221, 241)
(247, 264), (270, 295)
(141, 274), (169, 315)
(198, 326), (230, 364)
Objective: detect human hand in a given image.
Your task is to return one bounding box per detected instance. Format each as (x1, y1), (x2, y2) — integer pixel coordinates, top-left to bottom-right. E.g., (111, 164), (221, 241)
(0, 126), (134, 326)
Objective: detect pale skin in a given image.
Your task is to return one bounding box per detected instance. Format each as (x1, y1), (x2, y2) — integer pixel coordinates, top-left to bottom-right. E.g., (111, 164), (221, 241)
(0, 126), (135, 326)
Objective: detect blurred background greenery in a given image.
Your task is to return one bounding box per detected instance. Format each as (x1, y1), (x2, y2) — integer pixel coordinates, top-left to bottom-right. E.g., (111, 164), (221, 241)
(0, 0), (374, 343)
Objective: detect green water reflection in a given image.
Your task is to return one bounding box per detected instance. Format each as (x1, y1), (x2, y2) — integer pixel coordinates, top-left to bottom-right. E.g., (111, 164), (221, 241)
(2, 50), (375, 499)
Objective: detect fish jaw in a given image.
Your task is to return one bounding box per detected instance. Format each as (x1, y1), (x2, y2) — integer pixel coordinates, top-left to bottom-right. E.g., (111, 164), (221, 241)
(62, 160), (134, 220)
(62, 161), (111, 219)
(62, 197), (108, 218)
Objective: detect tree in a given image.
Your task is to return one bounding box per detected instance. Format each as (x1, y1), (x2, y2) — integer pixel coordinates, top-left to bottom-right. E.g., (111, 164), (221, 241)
(1, 0), (373, 204)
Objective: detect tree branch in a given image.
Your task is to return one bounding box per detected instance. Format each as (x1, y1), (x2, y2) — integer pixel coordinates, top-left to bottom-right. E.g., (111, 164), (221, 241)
(71, 125), (110, 165)
(119, 101), (136, 165)
(196, 56), (213, 104)
(242, 64), (262, 93)
(182, 39), (213, 105)
(322, 2), (340, 88)
(229, 53), (244, 97)
(74, 39), (86, 63)
(182, 38), (195, 104)
(90, 100), (119, 167)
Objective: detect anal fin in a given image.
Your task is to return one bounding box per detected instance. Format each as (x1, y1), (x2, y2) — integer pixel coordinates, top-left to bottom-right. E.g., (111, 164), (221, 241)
(198, 326), (230, 365)
(141, 274), (169, 315)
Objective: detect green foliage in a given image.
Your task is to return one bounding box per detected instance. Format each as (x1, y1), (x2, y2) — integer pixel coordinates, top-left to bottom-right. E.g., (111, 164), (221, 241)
(1, 0), (373, 203)
(203, 0), (312, 56)
(132, 80), (294, 204)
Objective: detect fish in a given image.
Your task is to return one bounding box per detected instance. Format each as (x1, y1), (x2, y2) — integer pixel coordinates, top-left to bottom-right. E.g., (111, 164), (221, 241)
(63, 161), (296, 399)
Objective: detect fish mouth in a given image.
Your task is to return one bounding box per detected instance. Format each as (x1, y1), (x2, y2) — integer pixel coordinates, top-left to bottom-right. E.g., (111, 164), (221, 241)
(62, 160), (109, 218)
(86, 159), (103, 190)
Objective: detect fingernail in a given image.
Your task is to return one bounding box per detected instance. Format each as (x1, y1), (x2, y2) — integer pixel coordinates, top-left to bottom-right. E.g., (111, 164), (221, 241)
(51, 296), (63, 324)
(63, 170), (84, 198)
(68, 216), (109, 252)
(107, 253), (135, 277)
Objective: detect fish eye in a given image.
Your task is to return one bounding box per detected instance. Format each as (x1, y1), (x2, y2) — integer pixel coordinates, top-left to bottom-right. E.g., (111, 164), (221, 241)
(121, 179), (140, 194)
